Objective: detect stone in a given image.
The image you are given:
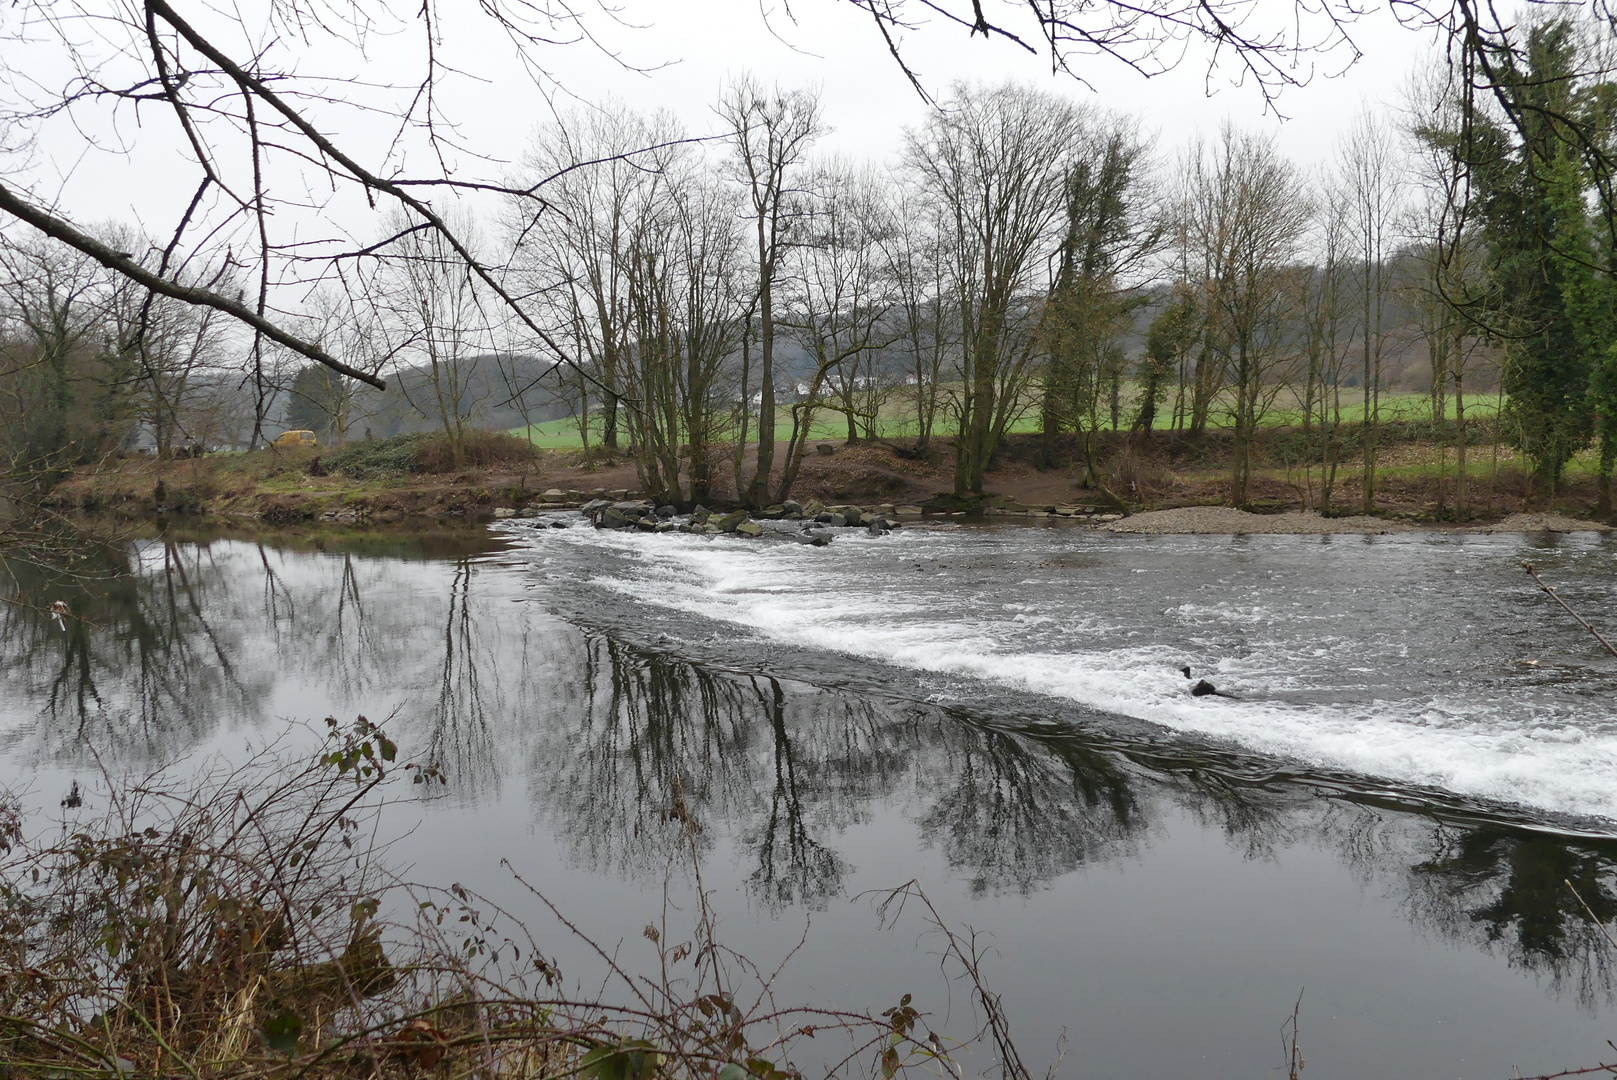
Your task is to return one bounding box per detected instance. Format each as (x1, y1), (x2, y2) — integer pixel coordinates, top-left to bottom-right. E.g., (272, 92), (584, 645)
(549, 521), (568, 529)
(635, 518), (658, 531)
(1055, 506), (1079, 516)
(656, 504), (678, 519)
(654, 521), (680, 533)
(802, 500), (826, 517)
(716, 509), (749, 532)
(492, 507), (517, 519)
(761, 504), (787, 519)
(691, 505), (712, 524)
(842, 507), (864, 526)
(580, 499), (610, 514)
(867, 516), (890, 535)
(612, 501), (647, 514)
(610, 489), (629, 500)
(1097, 513), (1123, 522)
(877, 504), (896, 515)
(541, 488), (567, 501)
(894, 506), (925, 519)
(815, 443), (834, 456)
(794, 531), (833, 546)
(782, 499), (803, 514)
(599, 507), (632, 529)
(734, 520), (763, 537)
(783, 511), (803, 521)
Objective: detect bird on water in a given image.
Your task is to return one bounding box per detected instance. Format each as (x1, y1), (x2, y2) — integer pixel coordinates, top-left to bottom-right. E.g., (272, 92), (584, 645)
(1180, 666), (1236, 698)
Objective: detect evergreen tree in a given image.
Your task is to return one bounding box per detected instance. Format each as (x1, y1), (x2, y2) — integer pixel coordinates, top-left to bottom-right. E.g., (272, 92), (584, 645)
(1473, 19), (1615, 490)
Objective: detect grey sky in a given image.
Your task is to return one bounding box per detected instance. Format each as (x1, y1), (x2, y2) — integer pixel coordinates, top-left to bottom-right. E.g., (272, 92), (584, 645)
(6, 0), (1445, 280)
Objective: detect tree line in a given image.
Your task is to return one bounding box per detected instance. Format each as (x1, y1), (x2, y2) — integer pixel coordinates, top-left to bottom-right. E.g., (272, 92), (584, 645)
(4, 13), (1614, 516)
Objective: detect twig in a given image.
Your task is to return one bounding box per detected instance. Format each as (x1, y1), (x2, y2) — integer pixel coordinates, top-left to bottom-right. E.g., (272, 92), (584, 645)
(1520, 561), (1617, 660)
(1564, 879), (1617, 953)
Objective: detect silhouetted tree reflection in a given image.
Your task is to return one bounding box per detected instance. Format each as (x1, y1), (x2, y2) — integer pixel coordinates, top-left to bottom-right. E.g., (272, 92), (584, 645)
(424, 557), (499, 791)
(917, 723), (1143, 895)
(1, 539), (261, 758)
(1407, 827), (1617, 1009)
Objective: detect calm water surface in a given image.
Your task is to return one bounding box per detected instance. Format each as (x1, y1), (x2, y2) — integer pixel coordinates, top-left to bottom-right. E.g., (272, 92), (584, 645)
(4, 520), (1617, 1079)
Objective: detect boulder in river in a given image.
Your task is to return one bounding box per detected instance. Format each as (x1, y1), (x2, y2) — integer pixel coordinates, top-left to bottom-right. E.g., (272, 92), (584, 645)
(690, 505), (712, 524)
(716, 509), (749, 533)
(598, 507), (632, 529)
(734, 521), (763, 537)
(782, 499), (803, 514)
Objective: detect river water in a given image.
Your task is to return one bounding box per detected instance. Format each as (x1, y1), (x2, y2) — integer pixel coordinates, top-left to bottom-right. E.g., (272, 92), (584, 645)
(4, 519), (1617, 1078)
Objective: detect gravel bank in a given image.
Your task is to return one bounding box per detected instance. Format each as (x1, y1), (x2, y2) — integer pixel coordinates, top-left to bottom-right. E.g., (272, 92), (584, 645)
(1102, 507), (1414, 534)
(1102, 506), (1614, 535)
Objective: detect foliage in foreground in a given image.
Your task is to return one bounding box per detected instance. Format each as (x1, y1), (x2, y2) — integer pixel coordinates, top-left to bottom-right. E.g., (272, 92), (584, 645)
(0, 719), (1031, 1080)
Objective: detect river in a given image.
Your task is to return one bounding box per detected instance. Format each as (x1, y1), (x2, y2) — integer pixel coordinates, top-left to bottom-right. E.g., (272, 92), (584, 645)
(3, 518), (1617, 1078)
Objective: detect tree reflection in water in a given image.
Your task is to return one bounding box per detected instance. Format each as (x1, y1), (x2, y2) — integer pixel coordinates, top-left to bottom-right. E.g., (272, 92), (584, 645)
(4, 529), (1617, 1007)
(1, 538), (260, 757)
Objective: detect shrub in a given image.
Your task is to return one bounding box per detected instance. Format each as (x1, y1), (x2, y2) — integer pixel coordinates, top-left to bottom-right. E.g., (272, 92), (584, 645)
(413, 431), (540, 473)
(0, 721), (1031, 1080)
(324, 434), (432, 479)
(325, 432), (540, 479)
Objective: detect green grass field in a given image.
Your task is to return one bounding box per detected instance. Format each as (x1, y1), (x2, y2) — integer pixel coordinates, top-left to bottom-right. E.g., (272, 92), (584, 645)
(510, 388), (1508, 451)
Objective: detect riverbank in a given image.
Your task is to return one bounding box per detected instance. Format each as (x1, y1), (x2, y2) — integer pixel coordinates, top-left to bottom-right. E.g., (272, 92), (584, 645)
(1104, 506), (1614, 534)
(41, 426), (1617, 532)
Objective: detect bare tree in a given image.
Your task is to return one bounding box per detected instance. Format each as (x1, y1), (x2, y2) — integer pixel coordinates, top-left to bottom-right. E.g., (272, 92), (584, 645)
(907, 81), (1087, 496)
(374, 210), (494, 469)
(614, 158), (747, 504)
(774, 161), (898, 501)
(0, 235), (123, 476)
(283, 286), (390, 447)
(879, 179), (955, 456)
(1298, 173), (1354, 513)
(1176, 124), (1312, 506)
(1339, 112), (1405, 514)
(720, 79), (824, 510)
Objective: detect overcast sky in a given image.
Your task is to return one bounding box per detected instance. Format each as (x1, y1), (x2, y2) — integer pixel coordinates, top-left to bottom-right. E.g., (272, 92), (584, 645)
(8, 0), (1451, 274)
(523, 0), (1440, 167)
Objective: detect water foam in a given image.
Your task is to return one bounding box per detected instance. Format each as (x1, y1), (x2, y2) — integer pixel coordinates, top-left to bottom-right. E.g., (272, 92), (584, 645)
(527, 524), (1617, 821)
